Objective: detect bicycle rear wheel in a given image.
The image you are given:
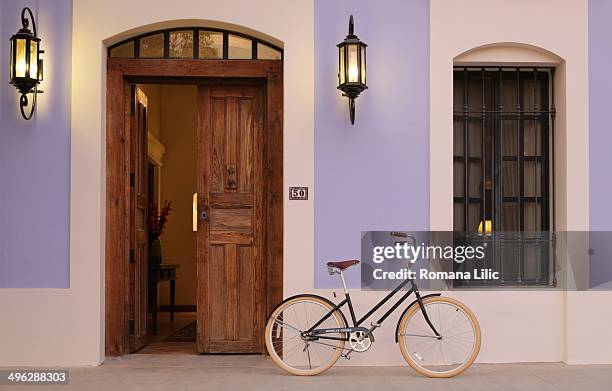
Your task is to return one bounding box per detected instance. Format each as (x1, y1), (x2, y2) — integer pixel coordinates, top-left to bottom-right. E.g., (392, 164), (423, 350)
(398, 296), (481, 378)
(265, 295), (346, 376)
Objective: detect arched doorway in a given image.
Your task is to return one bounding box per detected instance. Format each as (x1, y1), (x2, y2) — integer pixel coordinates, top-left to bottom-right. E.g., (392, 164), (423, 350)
(105, 25), (283, 356)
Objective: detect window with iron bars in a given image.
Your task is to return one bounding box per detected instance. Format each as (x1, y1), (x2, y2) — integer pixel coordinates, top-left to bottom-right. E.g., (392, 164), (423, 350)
(452, 67), (556, 287)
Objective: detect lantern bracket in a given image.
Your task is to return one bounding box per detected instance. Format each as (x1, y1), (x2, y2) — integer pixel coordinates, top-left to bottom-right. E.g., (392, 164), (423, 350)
(19, 86), (42, 121)
(21, 7), (37, 37)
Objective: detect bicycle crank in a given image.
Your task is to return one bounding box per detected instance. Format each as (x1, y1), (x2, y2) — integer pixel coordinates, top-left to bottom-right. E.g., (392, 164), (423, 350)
(348, 331), (372, 352)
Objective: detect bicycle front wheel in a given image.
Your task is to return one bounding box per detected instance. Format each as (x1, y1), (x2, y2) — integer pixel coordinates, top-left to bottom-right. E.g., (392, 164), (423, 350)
(398, 296), (481, 378)
(265, 295), (346, 376)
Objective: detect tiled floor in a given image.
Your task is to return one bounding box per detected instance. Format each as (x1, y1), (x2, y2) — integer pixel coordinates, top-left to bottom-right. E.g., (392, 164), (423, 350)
(5, 355), (612, 391)
(146, 312), (197, 343)
(136, 312), (197, 355)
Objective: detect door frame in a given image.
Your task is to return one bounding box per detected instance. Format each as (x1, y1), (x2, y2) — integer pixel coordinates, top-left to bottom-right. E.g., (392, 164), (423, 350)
(105, 58), (283, 356)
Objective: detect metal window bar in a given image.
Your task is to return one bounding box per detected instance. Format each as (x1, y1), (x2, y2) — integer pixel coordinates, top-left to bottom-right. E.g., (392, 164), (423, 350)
(463, 68), (469, 232)
(163, 31), (170, 58)
(533, 69), (539, 231)
(222, 32), (229, 59)
(496, 68), (502, 234)
(550, 68), (556, 231)
(193, 29), (199, 59)
(480, 67), (486, 271)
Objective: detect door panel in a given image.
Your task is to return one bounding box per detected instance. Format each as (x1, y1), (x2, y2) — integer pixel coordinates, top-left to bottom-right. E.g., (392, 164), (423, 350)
(197, 85), (265, 353)
(129, 86), (149, 352)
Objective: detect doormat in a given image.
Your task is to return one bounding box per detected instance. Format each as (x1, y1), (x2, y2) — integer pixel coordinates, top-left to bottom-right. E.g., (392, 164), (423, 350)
(163, 321), (197, 342)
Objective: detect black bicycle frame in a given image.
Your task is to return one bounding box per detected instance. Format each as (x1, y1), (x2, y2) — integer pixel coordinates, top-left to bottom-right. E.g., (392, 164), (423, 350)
(305, 278), (440, 341)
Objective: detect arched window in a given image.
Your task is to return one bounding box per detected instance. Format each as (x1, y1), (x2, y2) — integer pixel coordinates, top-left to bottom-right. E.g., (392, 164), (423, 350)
(451, 43), (562, 287)
(108, 27), (282, 60)
(452, 43), (561, 235)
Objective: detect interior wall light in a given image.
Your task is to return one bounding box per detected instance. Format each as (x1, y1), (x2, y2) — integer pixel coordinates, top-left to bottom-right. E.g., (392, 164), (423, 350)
(477, 220), (493, 236)
(9, 7), (44, 120)
(337, 15), (367, 125)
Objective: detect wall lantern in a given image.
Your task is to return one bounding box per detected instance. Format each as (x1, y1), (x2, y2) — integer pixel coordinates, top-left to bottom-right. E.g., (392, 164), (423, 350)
(9, 7), (44, 120)
(337, 15), (367, 125)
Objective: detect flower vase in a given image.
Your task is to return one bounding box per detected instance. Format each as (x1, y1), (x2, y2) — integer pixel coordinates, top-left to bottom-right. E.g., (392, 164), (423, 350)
(149, 238), (162, 265)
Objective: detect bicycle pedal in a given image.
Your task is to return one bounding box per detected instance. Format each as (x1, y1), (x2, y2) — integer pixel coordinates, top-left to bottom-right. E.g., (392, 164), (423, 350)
(341, 354), (351, 360)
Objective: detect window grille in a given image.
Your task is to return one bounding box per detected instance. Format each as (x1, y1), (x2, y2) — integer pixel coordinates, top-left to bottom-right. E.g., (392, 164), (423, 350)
(453, 67), (556, 287)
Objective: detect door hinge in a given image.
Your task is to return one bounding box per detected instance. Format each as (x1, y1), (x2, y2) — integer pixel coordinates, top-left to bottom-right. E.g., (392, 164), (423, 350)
(130, 172), (135, 187)
(129, 319), (135, 335)
(130, 248), (135, 263)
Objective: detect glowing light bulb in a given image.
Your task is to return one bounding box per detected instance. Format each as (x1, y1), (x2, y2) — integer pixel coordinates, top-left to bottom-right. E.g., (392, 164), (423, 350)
(15, 39), (27, 77)
(29, 41), (38, 79)
(347, 44), (359, 82)
(348, 65), (359, 83)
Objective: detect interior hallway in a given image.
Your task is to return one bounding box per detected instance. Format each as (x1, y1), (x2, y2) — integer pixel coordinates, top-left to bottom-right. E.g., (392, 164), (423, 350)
(4, 357), (611, 390)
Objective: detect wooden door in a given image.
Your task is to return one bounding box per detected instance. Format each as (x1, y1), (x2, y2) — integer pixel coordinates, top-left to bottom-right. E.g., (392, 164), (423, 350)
(196, 85), (265, 353)
(129, 86), (149, 352)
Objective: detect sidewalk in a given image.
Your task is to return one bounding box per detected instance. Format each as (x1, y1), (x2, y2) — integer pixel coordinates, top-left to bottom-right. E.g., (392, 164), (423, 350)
(6, 355), (612, 390)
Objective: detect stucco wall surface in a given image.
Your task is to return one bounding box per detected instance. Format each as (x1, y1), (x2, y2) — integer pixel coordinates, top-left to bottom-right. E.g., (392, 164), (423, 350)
(0, 0), (611, 366)
(0, 0), (71, 288)
(0, 0), (314, 366)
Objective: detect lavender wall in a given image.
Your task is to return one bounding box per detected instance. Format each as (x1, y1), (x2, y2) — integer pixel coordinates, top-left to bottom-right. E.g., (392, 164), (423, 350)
(314, 0), (429, 287)
(588, 0), (612, 287)
(0, 0), (71, 288)
(588, 0), (612, 232)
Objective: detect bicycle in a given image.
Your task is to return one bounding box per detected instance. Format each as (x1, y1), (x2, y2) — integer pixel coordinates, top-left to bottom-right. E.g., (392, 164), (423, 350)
(264, 232), (481, 377)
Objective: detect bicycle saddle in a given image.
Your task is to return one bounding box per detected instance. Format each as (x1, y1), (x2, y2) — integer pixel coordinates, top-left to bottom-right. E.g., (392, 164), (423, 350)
(326, 259), (360, 270)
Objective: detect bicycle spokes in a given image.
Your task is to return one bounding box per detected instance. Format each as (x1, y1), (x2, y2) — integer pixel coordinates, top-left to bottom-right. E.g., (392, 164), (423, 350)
(267, 298), (346, 374)
(398, 298), (480, 376)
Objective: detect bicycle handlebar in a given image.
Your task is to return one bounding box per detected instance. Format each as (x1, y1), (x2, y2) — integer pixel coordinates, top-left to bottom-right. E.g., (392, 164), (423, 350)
(389, 232), (418, 272)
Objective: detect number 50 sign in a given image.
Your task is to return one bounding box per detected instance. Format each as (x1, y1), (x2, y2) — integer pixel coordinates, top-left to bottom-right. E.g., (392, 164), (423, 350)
(289, 187), (308, 200)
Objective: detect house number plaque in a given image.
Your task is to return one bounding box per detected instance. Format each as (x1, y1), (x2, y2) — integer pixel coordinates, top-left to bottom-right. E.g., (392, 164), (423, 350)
(289, 187), (308, 200)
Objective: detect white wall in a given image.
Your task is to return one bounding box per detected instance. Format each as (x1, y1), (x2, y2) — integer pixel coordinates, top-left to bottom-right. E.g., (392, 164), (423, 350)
(327, 0), (594, 367)
(0, 0), (314, 366)
(429, 0), (612, 365)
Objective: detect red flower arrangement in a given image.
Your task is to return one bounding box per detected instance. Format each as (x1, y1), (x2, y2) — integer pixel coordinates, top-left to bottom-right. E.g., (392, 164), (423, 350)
(148, 200), (172, 243)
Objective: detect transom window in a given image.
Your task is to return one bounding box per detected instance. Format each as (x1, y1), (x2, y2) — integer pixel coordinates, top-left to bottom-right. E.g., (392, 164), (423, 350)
(108, 28), (282, 60)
